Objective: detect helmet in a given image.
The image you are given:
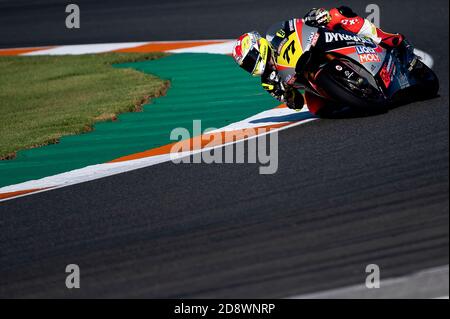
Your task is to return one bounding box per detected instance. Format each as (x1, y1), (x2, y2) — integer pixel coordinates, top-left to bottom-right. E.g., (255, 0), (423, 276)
(232, 32), (270, 76)
(303, 8), (331, 27)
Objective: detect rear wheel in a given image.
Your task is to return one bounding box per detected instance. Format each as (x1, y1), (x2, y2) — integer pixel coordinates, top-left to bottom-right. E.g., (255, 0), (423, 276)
(411, 60), (439, 98)
(391, 60), (439, 104)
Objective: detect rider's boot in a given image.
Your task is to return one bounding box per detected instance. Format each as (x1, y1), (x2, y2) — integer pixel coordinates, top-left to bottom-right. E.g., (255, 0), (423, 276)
(376, 28), (404, 47)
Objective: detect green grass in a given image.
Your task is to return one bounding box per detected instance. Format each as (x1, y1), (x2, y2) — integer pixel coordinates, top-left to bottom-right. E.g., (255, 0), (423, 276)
(0, 52), (168, 159)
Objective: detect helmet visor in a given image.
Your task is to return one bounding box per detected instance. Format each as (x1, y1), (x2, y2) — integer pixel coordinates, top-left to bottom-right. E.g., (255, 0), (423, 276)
(241, 46), (262, 74)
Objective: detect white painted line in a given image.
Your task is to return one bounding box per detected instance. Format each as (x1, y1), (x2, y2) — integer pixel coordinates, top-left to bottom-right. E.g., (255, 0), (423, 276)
(11, 41), (435, 75)
(22, 42), (150, 56)
(289, 265), (449, 299)
(210, 106), (311, 132)
(0, 107), (317, 202)
(168, 41), (235, 54)
(2, 38), (431, 70)
(18, 39), (233, 56)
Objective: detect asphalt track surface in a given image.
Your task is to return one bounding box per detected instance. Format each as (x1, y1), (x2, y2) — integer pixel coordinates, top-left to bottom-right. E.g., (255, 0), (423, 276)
(0, 0), (448, 298)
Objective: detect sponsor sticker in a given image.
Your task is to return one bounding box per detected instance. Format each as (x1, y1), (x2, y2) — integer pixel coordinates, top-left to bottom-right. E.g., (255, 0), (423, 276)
(276, 29), (286, 38)
(356, 46), (376, 54)
(288, 20), (295, 31)
(345, 70), (354, 78)
(311, 33), (320, 46)
(398, 72), (409, 88)
(269, 71), (277, 80)
(359, 53), (381, 63)
(379, 64), (391, 88)
(341, 18), (360, 26)
(305, 32), (319, 50)
(325, 32), (372, 45)
(277, 38), (288, 54)
(380, 59), (397, 88)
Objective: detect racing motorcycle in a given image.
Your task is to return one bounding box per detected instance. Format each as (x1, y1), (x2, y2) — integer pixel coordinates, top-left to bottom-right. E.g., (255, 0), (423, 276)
(267, 19), (439, 113)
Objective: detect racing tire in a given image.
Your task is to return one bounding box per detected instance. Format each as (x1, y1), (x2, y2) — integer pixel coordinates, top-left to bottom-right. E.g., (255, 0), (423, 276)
(412, 60), (439, 99)
(315, 69), (389, 112)
(391, 60), (439, 104)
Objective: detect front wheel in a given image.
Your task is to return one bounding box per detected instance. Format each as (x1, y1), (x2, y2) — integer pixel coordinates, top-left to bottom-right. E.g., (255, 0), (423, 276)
(314, 60), (389, 111)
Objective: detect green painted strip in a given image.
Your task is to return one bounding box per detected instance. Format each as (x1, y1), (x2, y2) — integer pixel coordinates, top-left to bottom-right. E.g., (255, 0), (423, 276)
(0, 53), (279, 188)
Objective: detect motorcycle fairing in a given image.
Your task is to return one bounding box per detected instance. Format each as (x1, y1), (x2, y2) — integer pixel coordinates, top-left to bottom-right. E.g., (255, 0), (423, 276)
(314, 28), (386, 76)
(267, 19), (387, 84)
(266, 18), (420, 100)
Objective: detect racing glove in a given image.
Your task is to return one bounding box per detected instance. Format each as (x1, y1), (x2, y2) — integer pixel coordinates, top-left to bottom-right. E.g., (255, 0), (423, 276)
(261, 70), (285, 101)
(261, 69), (304, 110)
(303, 8), (331, 27)
(284, 88), (305, 110)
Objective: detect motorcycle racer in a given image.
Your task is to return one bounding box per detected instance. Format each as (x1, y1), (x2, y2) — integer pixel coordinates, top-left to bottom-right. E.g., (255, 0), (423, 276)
(304, 7), (404, 48)
(232, 6), (407, 116)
